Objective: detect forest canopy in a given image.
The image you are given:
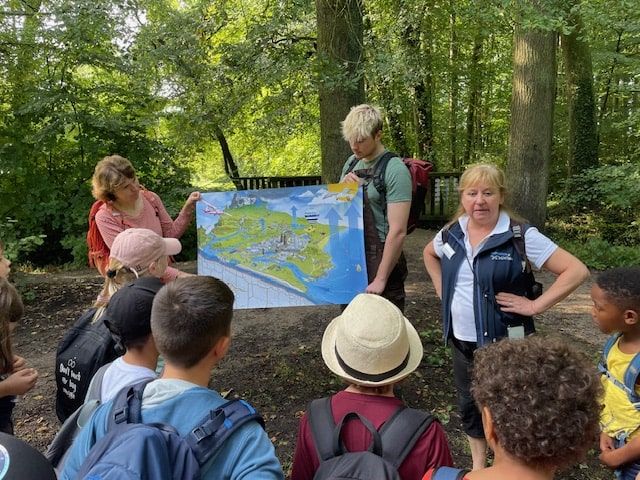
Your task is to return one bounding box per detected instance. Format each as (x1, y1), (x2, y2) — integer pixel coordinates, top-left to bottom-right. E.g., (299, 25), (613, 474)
(1, 0), (639, 267)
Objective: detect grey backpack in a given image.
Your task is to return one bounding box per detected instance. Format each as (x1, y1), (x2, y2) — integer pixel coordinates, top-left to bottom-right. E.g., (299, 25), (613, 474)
(308, 397), (435, 480)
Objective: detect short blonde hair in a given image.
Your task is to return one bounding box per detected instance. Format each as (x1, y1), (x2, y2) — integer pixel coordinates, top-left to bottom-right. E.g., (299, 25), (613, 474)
(91, 155), (137, 202)
(450, 163), (522, 222)
(341, 104), (383, 143)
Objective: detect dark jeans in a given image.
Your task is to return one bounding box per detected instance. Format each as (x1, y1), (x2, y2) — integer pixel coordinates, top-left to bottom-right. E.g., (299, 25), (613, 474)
(381, 252), (408, 312)
(451, 337), (484, 439)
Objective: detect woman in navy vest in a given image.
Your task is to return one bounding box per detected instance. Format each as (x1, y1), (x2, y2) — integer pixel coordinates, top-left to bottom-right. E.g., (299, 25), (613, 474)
(423, 164), (589, 470)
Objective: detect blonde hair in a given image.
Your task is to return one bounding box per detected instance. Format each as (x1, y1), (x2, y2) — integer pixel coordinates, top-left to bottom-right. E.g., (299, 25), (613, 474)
(0, 278), (22, 374)
(92, 257), (157, 321)
(91, 155), (137, 202)
(341, 104), (383, 143)
(449, 163), (522, 224)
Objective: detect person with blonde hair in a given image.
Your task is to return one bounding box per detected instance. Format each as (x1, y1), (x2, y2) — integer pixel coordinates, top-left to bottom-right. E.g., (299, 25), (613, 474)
(94, 228), (182, 310)
(55, 228), (182, 422)
(90, 154), (199, 280)
(423, 163), (589, 470)
(340, 105), (412, 311)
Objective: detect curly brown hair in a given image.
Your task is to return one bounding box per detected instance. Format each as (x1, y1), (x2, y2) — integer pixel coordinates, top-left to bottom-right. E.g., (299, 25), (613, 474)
(472, 336), (601, 470)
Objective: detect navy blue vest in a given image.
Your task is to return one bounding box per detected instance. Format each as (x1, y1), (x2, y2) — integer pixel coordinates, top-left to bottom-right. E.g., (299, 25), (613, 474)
(440, 220), (535, 346)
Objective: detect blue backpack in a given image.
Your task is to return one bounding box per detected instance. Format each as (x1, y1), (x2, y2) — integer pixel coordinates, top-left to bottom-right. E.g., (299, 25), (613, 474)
(76, 379), (264, 479)
(599, 333), (640, 409)
(431, 466), (468, 479)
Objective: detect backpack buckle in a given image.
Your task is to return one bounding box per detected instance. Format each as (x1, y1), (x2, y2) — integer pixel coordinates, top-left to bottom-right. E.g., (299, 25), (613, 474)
(191, 423), (213, 442)
(114, 406), (129, 424)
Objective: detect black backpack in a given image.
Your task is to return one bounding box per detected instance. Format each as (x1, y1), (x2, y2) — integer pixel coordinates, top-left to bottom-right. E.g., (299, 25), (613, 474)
(308, 397), (435, 480)
(55, 307), (122, 422)
(46, 362), (111, 471)
(346, 152), (432, 235)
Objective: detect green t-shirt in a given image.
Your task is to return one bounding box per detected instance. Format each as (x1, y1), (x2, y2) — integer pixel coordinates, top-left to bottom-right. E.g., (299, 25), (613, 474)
(340, 151), (412, 241)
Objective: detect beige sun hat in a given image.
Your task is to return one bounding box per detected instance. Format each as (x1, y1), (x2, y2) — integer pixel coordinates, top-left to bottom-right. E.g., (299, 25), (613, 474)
(321, 293), (423, 387)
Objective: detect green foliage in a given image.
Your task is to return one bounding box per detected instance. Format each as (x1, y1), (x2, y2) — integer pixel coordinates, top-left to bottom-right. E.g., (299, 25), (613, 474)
(547, 163), (640, 268)
(560, 238), (640, 270)
(1, 0), (639, 267)
(0, 219), (46, 263)
(556, 164), (640, 244)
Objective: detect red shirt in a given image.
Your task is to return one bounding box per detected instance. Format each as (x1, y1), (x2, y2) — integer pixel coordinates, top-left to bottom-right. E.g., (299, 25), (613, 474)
(290, 390), (454, 480)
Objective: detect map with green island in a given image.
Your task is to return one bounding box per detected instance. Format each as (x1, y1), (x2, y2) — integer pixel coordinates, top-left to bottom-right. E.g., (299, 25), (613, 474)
(199, 203), (335, 291)
(197, 185), (368, 308)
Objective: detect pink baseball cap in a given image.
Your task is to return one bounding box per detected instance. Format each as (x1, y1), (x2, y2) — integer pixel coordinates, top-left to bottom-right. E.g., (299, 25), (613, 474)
(110, 228), (181, 272)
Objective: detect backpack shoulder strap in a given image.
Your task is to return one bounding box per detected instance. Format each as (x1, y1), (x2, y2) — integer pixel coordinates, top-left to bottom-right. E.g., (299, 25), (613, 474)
(85, 362), (111, 403)
(624, 354), (640, 406)
(186, 398), (265, 466)
(600, 333), (621, 368)
(598, 333), (640, 409)
(372, 151), (399, 198)
(344, 155), (360, 175)
(108, 378), (155, 429)
(441, 227), (450, 246)
(44, 399), (100, 466)
(431, 466), (468, 480)
(509, 219), (531, 273)
(307, 396), (337, 461)
(379, 407), (435, 468)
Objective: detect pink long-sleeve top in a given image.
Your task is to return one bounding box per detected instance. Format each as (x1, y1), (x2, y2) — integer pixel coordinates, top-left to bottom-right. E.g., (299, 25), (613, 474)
(95, 190), (193, 281)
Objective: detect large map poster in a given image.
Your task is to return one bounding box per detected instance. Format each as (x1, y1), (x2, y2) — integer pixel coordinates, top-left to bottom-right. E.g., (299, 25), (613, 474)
(196, 183), (368, 309)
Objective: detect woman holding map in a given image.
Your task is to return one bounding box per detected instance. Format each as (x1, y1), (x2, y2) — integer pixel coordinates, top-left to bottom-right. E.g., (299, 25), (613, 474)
(89, 154), (199, 280)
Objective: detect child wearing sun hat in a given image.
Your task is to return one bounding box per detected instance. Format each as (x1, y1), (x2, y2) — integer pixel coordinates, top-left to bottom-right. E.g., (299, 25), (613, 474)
(291, 293), (453, 480)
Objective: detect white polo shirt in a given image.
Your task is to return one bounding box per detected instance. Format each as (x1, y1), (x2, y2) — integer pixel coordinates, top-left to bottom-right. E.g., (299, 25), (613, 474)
(433, 211), (557, 342)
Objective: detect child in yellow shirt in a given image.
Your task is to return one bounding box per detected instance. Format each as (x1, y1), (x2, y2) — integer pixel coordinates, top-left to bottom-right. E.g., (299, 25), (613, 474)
(593, 267), (640, 480)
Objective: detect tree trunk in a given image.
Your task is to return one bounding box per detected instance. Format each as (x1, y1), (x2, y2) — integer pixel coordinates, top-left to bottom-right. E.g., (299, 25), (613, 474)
(562, 11), (598, 175)
(379, 82), (409, 156)
(463, 35), (483, 165)
(449, 6), (459, 169)
(506, 27), (557, 228)
(214, 125), (243, 190)
(598, 30), (622, 141)
(315, 0), (365, 183)
(414, 15), (435, 163)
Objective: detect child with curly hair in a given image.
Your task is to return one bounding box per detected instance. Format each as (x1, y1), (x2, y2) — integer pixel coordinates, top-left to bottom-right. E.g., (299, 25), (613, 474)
(423, 336), (601, 480)
(593, 267), (640, 480)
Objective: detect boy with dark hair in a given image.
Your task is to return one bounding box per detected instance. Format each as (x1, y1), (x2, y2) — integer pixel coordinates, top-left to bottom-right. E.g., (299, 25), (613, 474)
(592, 267), (640, 479)
(46, 277), (162, 471)
(424, 336), (602, 480)
(92, 276), (162, 401)
(60, 276), (283, 480)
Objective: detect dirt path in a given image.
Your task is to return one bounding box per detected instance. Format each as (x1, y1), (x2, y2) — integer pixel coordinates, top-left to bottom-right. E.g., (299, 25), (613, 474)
(10, 229), (609, 479)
